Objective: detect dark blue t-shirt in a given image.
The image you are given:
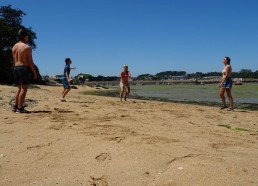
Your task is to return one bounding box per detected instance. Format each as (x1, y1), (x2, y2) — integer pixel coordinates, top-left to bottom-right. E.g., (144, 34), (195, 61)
(63, 64), (70, 77)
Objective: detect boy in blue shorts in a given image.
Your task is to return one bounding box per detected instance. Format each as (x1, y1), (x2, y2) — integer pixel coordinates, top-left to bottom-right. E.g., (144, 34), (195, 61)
(61, 58), (75, 102)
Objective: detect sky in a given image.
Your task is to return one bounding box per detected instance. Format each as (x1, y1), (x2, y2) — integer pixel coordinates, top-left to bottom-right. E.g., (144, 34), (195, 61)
(1, 0), (258, 77)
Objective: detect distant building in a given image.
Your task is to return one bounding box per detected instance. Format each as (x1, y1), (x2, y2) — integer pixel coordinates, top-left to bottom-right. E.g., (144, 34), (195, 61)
(42, 75), (49, 82)
(203, 76), (221, 80)
(234, 78), (243, 84)
(55, 75), (63, 80)
(170, 76), (186, 80)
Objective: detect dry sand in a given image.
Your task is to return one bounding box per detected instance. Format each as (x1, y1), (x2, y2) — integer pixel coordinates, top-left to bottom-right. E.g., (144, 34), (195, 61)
(0, 84), (257, 186)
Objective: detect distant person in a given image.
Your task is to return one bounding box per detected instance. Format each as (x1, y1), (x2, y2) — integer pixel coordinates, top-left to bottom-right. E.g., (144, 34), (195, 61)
(61, 58), (75, 102)
(219, 57), (234, 111)
(12, 29), (37, 113)
(120, 64), (131, 101)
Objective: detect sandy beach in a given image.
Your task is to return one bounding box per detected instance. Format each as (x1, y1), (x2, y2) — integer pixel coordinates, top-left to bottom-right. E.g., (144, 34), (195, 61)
(0, 84), (257, 186)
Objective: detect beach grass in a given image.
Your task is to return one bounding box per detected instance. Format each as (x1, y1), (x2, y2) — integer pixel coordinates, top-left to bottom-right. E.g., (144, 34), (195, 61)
(218, 124), (231, 129)
(218, 125), (251, 132)
(234, 128), (249, 132)
(218, 124), (251, 132)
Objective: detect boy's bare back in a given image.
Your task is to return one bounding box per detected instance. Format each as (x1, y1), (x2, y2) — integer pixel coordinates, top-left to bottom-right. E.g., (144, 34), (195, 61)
(12, 42), (33, 67)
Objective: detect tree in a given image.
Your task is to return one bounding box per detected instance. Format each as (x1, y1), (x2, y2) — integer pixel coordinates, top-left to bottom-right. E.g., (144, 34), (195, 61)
(195, 72), (204, 79)
(0, 5), (42, 84)
(206, 72), (221, 77)
(75, 73), (95, 81)
(155, 71), (187, 80)
(106, 76), (119, 81)
(136, 74), (152, 80)
(254, 71), (258, 79)
(238, 69), (253, 78)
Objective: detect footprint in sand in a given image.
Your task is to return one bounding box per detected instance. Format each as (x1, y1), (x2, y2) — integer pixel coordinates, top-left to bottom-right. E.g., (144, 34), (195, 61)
(0, 129), (13, 134)
(209, 142), (240, 149)
(89, 175), (109, 186)
(47, 123), (65, 130)
(27, 142), (52, 150)
(120, 114), (129, 118)
(4, 121), (14, 125)
(107, 136), (125, 143)
(141, 136), (179, 144)
(95, 153), (111, 162)
(54, 108), (73, 113)
(113, 136), (124, 143)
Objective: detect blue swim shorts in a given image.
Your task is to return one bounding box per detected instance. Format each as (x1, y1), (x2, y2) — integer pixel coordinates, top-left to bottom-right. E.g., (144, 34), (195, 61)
(61, 76), (70, 89)
(222, 78), (233, 89)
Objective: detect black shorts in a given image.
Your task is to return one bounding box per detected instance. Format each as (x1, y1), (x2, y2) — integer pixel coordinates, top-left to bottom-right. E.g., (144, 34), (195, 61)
(13, 66), (30, 85)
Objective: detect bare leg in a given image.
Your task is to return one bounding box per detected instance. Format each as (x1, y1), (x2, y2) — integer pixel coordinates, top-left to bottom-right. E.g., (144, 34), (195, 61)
(62, 89), (66, 98)
(120, 88), (124, 101)
(219, 88), (226, 107)
(226, 88), (234, 109)
(125, 86), (130, 101)
(18, 85), (28, 108)
(15, 85), (21, 106)
(62, 88), (71, 99)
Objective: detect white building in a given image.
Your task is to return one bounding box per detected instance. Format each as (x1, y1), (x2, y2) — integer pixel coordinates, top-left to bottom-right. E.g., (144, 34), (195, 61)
(170, 76), (186, 80)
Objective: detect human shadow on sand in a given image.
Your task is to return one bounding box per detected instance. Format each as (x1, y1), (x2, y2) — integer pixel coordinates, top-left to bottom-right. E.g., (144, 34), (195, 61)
(31, 110), (52, 113)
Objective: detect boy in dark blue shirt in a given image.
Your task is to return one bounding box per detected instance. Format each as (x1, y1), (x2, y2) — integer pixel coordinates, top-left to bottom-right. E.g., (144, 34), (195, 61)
(61, 58), (75, 101)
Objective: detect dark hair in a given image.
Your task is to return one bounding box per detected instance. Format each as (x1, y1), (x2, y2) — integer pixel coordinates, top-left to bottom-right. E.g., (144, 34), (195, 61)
(65, 58), (71, 64)
(18, 29), (28, 40)
(224, 57), (231, 64)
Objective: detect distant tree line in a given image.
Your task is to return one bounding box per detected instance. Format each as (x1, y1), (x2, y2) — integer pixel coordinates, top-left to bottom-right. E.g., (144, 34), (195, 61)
(75, 73), (119, 82)
(0, 5), (43, 84)
(137, 71), (187, 80)
(135, 70), (258, 80)
(187, 69), (258, 79)
(72, 69), (258, 82)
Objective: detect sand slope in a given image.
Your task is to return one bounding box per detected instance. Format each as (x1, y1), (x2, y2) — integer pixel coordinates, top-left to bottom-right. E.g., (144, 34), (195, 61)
(0, 84), (257, 186)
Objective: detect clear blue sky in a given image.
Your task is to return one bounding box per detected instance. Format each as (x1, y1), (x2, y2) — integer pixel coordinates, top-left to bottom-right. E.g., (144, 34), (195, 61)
(1, 0), (258, 77)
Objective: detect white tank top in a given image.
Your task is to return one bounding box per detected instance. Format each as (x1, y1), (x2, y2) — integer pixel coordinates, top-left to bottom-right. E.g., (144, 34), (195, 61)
(222, 69), (227, 78)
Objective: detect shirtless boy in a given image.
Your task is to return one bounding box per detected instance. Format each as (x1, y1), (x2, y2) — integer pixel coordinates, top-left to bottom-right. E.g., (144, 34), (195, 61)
(12, 29), (37, 113)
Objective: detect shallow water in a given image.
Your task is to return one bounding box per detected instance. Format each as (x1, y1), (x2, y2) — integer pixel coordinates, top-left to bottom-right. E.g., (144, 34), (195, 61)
(84, 83), (258, 110)
(131, 83), (258, 104)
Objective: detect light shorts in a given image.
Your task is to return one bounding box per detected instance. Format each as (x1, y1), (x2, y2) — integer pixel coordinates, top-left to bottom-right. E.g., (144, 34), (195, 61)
(120, 82), (130, 91)
(222, 78), (233, 89)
